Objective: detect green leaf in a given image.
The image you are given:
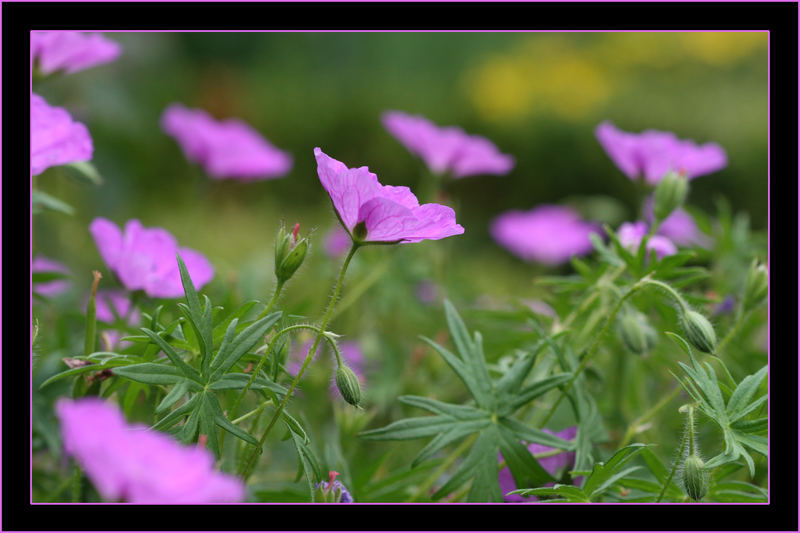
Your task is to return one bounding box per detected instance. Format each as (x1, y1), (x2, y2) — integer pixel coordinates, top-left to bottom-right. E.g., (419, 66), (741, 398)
(60, 161), (103, 185)
(497, 425), (555, 488)
(32, 189), (74, 215)
(359, 415), (461, 441)
(176, 255), (202, 319)
(155, 380), (190, 414)
(153, 394), (200, 431)
(209, 372), (287, 396)
(498, 418), (575, 451)
(32, 271), (70, 284)
(507, 373), (573, 412)
(727, 366), (767, 421)
(419, 336), (482, 403)
(730, 417), (767, 434)
(432, 430), (497, 500)
(581, 444), (648, 497)
(411, 419), (490, 467)
(211, 311), (282, 379)
(113, 363), (187, 385)
(197, 394), (220, 458)
(398, 396), (487, 420)
(290, 429), (321, 502)
(139, 327), (203, 384)
(212, 300), (259, 343)
(510, 484), (589, 502)
(443, 300), (493, 408)
(39, 358), (141, 389)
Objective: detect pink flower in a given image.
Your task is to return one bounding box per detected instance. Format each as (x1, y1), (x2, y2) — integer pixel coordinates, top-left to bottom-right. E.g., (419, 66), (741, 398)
(31, 32), (121, 75)
(31, 93), (93, 176)
(617, 221), (677, 259)
(642, 196), (712, 248)
(56, 398), (244, 503)
(89, 290), (141, 349)
(161, 103), (292, 180)
(32, 256), (71, 297)
(314, 148), (464, 244)
(595, 121), (727, 185)
(498, 426), (578, 502)
(382, 111), (514, 178)
(490, 205), (599, 265)
(89, 218), (214, 298)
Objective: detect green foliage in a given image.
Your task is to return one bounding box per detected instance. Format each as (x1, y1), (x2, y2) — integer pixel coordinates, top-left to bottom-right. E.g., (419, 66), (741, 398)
(360, 300), (575, 502)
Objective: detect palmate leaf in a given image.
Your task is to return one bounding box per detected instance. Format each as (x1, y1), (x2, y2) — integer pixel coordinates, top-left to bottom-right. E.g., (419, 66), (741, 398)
(360, 300), (576, 502)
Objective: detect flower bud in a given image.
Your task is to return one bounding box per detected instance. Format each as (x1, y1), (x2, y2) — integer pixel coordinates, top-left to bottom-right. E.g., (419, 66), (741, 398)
(682, 454), (708, 501)
(618, 312), (657, 355)
(680, 310), (716, 353)
(335, 365), (362, 407)
(275, 223), (309, 283)
(653, 171), (688, 223)
(742, 260), (768, 312)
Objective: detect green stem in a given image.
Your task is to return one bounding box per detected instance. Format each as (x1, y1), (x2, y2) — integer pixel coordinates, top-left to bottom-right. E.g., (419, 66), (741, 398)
(231, 399), (273, 425)
(407, 433), (477, 502)
(539, 275), (651, 428)
(328, 256), (391, 322)
(84, 271), (102, 355)
(618, 307), (747, 448)
(657, 427), (688, 503)
(254, 280), (285, 322)
(71, 462), (81, 502)
(240, 243), (359, 480)
(557, 265), (625, 332)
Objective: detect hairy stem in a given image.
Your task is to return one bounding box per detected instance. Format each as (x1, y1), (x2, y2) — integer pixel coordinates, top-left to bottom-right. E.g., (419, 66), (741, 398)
(240, 243), (359, 480)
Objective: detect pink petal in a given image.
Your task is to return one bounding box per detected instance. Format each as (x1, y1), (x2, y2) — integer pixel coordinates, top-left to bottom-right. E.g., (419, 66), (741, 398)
(31, 93), (93, 175)
(314, 147), (381, 231)
(89, 218), (123, 271)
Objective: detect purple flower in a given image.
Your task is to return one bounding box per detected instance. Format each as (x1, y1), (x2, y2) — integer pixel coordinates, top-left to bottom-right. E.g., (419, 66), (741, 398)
(642, 196), (712, 248)
(714, 295), (736, 316)
(89, 218), (214, 299)
(32, 256), (71, 297)
(617, 221), (677, 259)
(161, 103), (292, 180)
(31, 32), (121, 75)
(498, 426), (578, 502)
(595, 121), (727, 185)
(490, 205), (599, 265)
(315, 471), (353, 503)
(314, 148), (464, 244)
(382, 110), (514, 178)
(89, 290), (141, 349)
(31, 93), (93, 176)
(324, 226), (352, 259)
(56, 398), (244, 503)
(521, 299), (557, 319)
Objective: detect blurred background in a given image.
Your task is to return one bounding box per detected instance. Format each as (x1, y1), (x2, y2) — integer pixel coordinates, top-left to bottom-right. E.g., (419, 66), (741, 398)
(33, 32), (768, 501)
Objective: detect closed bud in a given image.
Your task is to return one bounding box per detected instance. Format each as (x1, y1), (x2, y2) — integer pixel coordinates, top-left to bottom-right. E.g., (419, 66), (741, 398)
(275, 223), (309, 283)
(743, 260), (768, 312)
(681, 310), (716, 353)
(682, 454), (708, 501)
(653, 171), (689, 222)
(618, 312), (658, 355)
(335, 365), (362, 407)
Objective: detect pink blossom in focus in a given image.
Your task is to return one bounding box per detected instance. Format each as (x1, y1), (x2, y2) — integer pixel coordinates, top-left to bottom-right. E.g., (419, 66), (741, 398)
(161, 103), (292, 180)
(31, 93), (93, 176)
(490, 205), (599, 265)
(315, 148), (464, 244)
(89, 218), (214, 299)
(595, 121), (727, 185)
(382, 110), (514, 178)
(56, 398), (244, 503)
(31, 31), (121, 75)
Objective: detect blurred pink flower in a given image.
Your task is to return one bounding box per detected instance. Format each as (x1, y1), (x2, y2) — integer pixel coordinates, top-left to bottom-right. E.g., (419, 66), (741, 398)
(288, 339), (366, 399)
(31, 31), (121, 75)
(56, 398), (244, 503)
(595, 121), (727, 185)
(617, 221), (677, 259)
(89, 290), (141, 349)
(314, 147), (464, 244)
(89, 218), (214, 298)
(31, 93), (93, 176)
(498, 426), (578, 502)
(642, 196), (712, 248)
(490, 205), (599, 265)
(161, 103), (292, 180)
(324, 226), (352, 259)
(415, 279), (439, 305)
(382, 110), (514, 178)
(32, 256), (71, 297)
